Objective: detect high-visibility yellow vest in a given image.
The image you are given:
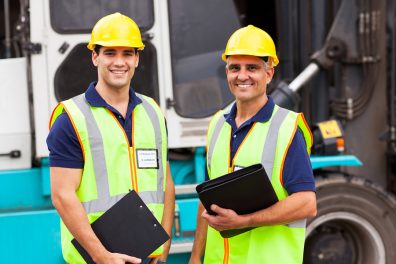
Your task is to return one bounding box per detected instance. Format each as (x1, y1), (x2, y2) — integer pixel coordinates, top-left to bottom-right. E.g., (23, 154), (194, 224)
(205, 104), (312, 264)
(50, 93), (168, 263)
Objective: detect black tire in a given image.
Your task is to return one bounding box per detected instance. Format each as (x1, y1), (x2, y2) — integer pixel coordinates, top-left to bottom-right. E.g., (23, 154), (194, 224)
(304, 176), (396, 264)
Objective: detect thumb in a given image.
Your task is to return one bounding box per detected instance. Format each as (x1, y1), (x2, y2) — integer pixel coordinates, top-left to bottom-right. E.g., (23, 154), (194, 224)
(211, 204), (226, 214)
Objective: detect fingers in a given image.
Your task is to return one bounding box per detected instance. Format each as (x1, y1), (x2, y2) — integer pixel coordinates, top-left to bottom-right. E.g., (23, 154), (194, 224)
(211, 204), (233, 216)
(120, 254), (141, 263)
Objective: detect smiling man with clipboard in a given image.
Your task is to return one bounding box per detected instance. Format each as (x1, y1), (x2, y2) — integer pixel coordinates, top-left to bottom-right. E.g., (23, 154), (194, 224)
(189, 25), (317, 264)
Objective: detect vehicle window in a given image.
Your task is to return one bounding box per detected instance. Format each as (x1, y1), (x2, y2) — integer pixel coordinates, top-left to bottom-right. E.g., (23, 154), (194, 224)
(168, 0), (241, 118)
(54, 43), (159, 103)
(49, 0), (154, 33)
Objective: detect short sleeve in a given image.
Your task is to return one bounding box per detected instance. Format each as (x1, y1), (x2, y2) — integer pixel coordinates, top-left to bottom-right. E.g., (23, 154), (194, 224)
(282, 129), (316, 194)
(46, 112), (84, 168)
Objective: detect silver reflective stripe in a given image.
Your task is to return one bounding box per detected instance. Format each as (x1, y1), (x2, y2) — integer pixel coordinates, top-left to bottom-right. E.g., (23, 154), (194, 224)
(73, 94), (113, 213)
(261, 107), (289, 180)
(83, 193), (126, 213)
(136, 94), (165, 203)
(207, 114), (226, 173)
(72, 94), (164, 214)
(81, 191), (161, 213)
(287, 219), (306, 228)
(261, 107), (307, 229)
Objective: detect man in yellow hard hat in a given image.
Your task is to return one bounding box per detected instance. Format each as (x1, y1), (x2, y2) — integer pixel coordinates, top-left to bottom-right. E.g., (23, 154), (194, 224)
(189, 25), (317, 264)
(47, 13), (174, 264)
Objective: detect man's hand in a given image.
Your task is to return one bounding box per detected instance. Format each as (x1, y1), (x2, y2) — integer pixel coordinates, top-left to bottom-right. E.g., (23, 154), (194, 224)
(95, 252), (141, 264)
(149, 257), (166, 264)
(202, 204), (248, 231)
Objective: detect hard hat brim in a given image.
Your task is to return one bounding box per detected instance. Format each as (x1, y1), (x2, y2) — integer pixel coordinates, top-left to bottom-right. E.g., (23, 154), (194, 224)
(222, 51), (279, 66)
(87, 40), (145, 51)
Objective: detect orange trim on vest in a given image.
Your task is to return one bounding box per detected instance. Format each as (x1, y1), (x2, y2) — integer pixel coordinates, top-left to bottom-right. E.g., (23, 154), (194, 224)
(148, 253), (161, 258)
(231, 122), (257, 169)
(106, 109), (137, 191)
(131, 111), (138, 192)
(223, 238), (229, 264)
(48, 102), (61, 130)
(228, 129), (232, 171)
(299, 113), (313, 150)
(62, 104), (86, 161)
(279, 119), (298, 187)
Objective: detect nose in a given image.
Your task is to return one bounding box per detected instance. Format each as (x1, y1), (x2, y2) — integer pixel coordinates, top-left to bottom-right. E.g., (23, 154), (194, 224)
(113, 54), (125, 66)
(237, 68), (249, 81)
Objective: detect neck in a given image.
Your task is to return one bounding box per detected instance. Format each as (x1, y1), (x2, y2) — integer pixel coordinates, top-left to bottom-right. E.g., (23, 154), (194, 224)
(95, 81), (130, 117)
(235, 95), (268, 128)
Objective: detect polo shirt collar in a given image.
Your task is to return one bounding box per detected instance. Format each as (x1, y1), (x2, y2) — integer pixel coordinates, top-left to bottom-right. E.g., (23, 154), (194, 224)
(84, 81), (142, 109)
(225, 96), (275, 127)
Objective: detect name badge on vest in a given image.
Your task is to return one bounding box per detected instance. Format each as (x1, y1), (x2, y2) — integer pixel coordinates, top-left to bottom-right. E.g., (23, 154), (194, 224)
(233, 165), (245, 172)
(136, 149), (159, 169)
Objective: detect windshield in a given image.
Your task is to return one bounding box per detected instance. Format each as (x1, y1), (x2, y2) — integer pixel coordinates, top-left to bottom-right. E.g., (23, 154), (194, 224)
(49, 0), (154, 33)
(168, 0), (241, 118)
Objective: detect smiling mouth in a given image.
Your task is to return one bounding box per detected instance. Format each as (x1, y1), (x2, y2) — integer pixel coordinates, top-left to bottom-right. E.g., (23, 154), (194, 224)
(236, 84), (253, 88)
(110, 69), (128, 74)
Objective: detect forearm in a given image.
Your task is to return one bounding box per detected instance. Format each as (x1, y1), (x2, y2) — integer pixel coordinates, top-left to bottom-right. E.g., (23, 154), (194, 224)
(189, 203), (208, 263)
(247, 191), (317, 227)
(159, 163), (175, 260)
(52, 190), (108, 261)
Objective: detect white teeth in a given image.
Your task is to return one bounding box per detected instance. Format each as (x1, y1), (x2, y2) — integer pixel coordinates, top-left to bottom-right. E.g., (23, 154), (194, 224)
(111, 70), (126, 74)
(237, 84), (252, 88)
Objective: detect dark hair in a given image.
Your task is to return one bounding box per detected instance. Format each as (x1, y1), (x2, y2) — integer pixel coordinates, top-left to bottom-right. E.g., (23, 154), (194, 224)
(261, 56), (269, 62)
(93, 45), (102, 55)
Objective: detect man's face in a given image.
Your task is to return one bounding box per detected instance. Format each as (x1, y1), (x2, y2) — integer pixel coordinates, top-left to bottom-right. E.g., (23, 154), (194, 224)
(226, 55), (274, 104)
(92, 46), (139, 90)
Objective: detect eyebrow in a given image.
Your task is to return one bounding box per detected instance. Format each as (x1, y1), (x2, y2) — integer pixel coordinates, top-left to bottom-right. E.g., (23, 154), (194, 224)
(102, 48), (136, 53)
(228, 63), (261, 68)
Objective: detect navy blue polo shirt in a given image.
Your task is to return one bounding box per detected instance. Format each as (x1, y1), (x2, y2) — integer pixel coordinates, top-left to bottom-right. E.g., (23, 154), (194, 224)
(47, 82), (146, 168)
(219, 96), (315, 194)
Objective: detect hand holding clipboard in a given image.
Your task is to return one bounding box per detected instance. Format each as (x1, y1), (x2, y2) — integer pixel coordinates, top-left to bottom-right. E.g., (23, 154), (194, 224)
(196, 164), (278, 238)
(72, 190), (169, 263)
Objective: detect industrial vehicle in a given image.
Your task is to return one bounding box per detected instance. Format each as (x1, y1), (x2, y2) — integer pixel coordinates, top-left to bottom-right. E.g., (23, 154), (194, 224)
(1, 0), (396, 263)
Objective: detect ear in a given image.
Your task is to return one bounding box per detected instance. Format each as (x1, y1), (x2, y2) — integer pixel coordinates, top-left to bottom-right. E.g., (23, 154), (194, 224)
(266, 67), (274, 84)
(135, 53), (140, 68)
(92, 52), (98, 67)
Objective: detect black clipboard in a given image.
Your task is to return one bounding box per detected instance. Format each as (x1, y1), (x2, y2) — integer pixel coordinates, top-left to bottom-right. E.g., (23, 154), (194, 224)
(71, 190), (169, 263)
(196, 164), (278, 238)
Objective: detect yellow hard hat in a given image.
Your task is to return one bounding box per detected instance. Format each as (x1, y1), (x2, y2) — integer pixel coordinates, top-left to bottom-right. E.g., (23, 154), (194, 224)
(87, 12), (145, 50)
(222, 25), (279, 66)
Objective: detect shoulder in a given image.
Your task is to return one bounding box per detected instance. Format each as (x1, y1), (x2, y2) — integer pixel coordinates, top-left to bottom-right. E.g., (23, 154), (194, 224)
(50, 112), (73, 133)
(136, 93), (164, 116)
(208, 109), (225, 131)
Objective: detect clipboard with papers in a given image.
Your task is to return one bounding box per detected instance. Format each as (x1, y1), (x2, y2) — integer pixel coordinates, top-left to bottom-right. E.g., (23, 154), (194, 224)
(71, 190), (169, 263)
(196, 163), (279, 238)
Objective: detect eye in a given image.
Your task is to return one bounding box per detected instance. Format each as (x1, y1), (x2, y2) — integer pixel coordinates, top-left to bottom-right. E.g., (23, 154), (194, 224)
(103, 50), (115, 56)
(228, 65), (240, 72)
(247, 65), (259, 71)
(124, 50), (135, 56)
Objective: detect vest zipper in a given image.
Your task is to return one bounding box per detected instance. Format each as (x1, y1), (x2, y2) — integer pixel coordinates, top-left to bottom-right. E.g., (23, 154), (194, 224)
(107, 109), (138, 191)
(230, 122), (257, 170)
(130, 111), (138, 191)
(224, 123), (257, 263)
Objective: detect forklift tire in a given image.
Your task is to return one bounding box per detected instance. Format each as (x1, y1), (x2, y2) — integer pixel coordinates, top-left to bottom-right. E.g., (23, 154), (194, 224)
(304, 175), (396, 264)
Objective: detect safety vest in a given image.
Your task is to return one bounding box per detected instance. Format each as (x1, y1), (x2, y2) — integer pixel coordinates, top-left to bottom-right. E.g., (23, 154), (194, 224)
(205, 104), (312, 264)
(49, 93), (167, 264)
